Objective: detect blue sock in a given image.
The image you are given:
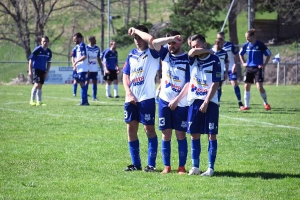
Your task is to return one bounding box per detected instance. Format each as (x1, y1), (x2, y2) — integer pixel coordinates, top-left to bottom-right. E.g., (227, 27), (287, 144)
(178, 138), (188, 167)
(92, 84), (97, 99)
(234, 86), (241, 101)
(161, 140), (171, 166)
(128, 140), (141, 167)
(148, 136), (158, 167)
(208, 140), (218, 170)
(81, 85), (88, 103)
(86, 83), (89, 96)
(217, 86), (222, 103)
(191, 139), (201, 168)
(73, 83), (77, 95)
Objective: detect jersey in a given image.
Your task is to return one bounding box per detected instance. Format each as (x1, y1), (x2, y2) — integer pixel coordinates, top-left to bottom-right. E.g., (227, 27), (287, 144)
(100, 48), (109, 60)
(72, 42), (88, 72)
(28, 46), (52, 71)
(103, 49), (118, 70)
(222, 41), (238, 71)
(158, 46), (190, 107)
(187, 54), (222, 105)
(123, 48), (160, 103)
(211, 48), (228, 80)
(239, 40), (272, 67)
(86, 45), (101, 72)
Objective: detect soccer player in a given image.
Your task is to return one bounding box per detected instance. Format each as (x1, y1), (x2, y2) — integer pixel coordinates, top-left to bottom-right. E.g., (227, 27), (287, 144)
(123, 25), (160, 172)
(103, 40), (120, 98)
(72, 47), (78, 97)
(211, 38), (229, 106)
(187, 34), (221, 176)
(239, 29), (272, 111)
(72, 32), (89, 106)
(217, 31), (244, 108)
(86, 36), (104, 101)
(28, 36), (52, 106)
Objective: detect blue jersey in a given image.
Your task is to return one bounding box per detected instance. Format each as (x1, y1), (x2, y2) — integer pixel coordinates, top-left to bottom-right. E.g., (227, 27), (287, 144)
(103, 49), (118, 70)
(222, 41), (238, 70)
(28, 46), (52, 71)
(72, 42), (88, 72)
(239, 40), (272, 67)
(211, 48), (228, 80)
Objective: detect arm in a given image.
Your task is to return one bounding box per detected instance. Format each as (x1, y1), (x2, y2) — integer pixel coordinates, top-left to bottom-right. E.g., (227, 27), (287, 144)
(188, 48), (214, 57)
(123, 73), (137, 104)
(239, 55), (247, 67)
(261, 55), (271, 69)
(168, 82), (190, 110)
(152, 35), (183, 51)
(128, 27), (155, 49)
(97, 57), (104, 75)
(28, 59), (33, 79)
(45, 62), (51, 78)
(199, 82), (219, 113)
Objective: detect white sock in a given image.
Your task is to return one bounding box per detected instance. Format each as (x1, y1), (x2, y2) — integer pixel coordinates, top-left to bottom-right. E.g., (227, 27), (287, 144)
(260, 92), (268, 105)
(31, 87), (37, 101)
(114, 84), (118, 96)
(106, 84), (111, 97)
(244, 91), (250, 107)
(36, 89), (42, 102)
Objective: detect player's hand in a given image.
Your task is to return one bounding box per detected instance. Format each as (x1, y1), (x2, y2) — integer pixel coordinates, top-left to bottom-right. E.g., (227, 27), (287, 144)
(173, 35), (183, 44)
(258, 65), (263, 69)
(242, 63), (248, 67)
(128, 27), (136, 36)
(127, 92), (137, 105)
(106, 69), (110, 74)
(199, 101), (208, 113)
(232, 64), (236, 73)
(44, 71), (49, 79)
(168, 99), (178, 111)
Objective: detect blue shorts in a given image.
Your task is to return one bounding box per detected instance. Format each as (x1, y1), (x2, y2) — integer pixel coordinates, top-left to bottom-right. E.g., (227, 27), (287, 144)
(73, 70), (78, 80)
(187, 99), (219, 134)
(77, 72), (88, 83)
(158, 99), (188, 132)
(228, 70), (238, 81)
(124, 98), (156, 125)
(88, 72), (98, 81)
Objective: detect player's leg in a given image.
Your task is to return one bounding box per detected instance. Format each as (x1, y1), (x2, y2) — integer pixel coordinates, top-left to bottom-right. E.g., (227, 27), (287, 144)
(91, 72), (98, 100)
(217, 80), (223, 106)
(255, 68), (271, 110)
(112, 70), (119, 98)
(35, 70), (46, 106)
(29, 68), (38, 105)
(228, 70), (243, 108)
(240, 68), (253, 110)
(78, 72), (89, 105)
(73, 70), (78, 97)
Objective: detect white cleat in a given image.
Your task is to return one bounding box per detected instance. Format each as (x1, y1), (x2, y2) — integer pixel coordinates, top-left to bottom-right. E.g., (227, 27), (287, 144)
(188, 167), (200, 175)
(201, 168), (214, 176)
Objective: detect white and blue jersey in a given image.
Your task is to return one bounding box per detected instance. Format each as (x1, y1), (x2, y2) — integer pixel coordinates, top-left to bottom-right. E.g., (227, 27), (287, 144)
(187, 54), (222, 105)
(103, 50), (118, 70)
(123, 48), (160, 103)
(222, 41), (238, 71)
(211, 48), (228, 81)
(239, 40), (272, 67)
(87, 45), (101, 72)
(28, 46), (52, 71)
(72, 42), (88, 73)
(158, 46), (190, 107)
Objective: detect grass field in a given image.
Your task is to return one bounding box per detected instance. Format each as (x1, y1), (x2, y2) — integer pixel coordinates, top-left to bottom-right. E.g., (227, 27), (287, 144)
(0, 84), (300, 199)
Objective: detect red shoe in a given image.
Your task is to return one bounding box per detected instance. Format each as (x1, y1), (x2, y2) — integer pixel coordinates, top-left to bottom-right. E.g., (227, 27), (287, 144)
(240, 106), (250, 111)
(177, 166), (186, 175)
(161, 166), (171, 174)
(265, 104), (271, 111)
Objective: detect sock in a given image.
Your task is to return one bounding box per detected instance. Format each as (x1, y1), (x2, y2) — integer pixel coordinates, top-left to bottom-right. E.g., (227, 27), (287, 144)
(31, 87), (37, 101)
(114, 84), (118, 97)
(161, 140), (171, 166)
(81, 85), (88, 103)
(93, 84), (97, 99)
(244, 91), (250, 107)
(260, 92), (268, 105)
(86, 83), (89, 96)
(128, 139), (141, 167)
(191, 139), (201, 168)
(36, 89), (42, 102)
(73, 83), (77, 95)
(178, 137), (188, 167)
(148, 136), (158, 167)
(208, 140), (218, 170)
(234, 86), (242, 102)
(106, 84), (111, 97)
(217, 85), (222, 103)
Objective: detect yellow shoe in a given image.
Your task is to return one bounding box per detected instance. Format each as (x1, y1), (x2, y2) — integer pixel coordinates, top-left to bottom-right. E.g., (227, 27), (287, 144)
(29, 101), (36, 106)
(36, 101), (47, 106)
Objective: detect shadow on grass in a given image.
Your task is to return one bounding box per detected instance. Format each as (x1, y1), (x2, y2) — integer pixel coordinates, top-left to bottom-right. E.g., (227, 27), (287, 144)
(215, 171), (300, 179)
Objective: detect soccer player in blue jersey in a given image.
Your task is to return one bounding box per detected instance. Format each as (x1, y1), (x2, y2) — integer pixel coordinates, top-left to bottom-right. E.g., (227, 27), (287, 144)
(72, 32), (89, 106)
(123, 25), (160, 172)
(239, 29), (272, 111)
(86, 36), (103, 101)
(72, 47), (78, 97)
(212, 38), (229, 106)
(103, 41), (120, 98)
(187, 34), (221, 176)
(217, 32), (244, 108)
(28, 36), (52, 106)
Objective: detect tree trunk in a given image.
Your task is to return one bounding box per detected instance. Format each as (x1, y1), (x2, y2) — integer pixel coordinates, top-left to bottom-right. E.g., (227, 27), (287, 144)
(143, 0), (147, 22)
(100, 0), (105, 50)
(138, 0), (141, 24)
(125, 0), (130, 27)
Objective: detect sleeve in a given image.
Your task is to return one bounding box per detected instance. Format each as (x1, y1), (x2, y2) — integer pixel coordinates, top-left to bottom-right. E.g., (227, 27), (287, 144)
(71, 47), (76, 58)
(189, 57), (196, 66)
(231, 44), (239, 55)
(239, 44), (247, 56)
(225, 52), (229, 64)
(158, 46), (169, 61)
(149, 48), (160, 59)
(122, 55), (131, 75)
(28, 47), (40, 60)
(212, 57), (222, 82)
(185, 63), (190, 82)
(80, 43), (87, 56)
(261, 42), (272, 56)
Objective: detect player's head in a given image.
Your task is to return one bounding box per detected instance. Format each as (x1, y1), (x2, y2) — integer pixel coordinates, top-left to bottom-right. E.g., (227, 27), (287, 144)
(166, 30), (182, 54)
(73, 32), (83, 45)
(110, 40), (117, 50)
(133, 25), (149, 50)
(245, 29), (255, 43)
(215, 38), (224, 50)
(40, 36), (49, 49)
(88, 36), (96, 46)
(217, 31), (225, 40)
(190, 33), (207, 49)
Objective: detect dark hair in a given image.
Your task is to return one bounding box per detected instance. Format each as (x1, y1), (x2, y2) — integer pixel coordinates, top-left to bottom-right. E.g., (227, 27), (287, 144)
(246, 28), (255, 36)
(166, 30), (181, 37)
(73, 32), (83, 38)
(88, 36), (95, 41)
(191, 33), (206, 43)
(134, 25), (149, 33)
(217, 31), (225, 36)
(41, 36), (49, 42)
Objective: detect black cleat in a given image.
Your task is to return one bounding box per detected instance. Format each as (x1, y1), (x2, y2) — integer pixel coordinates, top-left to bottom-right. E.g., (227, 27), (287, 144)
(124, 164), (142, 171)
(143, 165), (156, 172)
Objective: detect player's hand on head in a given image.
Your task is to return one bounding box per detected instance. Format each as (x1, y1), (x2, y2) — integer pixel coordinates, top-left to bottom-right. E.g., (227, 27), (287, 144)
(128, 27), (135, 36)
(174, 35), (183, 43)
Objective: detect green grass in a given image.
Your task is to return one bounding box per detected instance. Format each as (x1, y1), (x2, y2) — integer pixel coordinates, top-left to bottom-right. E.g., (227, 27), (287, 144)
(0, 84), (300, 199)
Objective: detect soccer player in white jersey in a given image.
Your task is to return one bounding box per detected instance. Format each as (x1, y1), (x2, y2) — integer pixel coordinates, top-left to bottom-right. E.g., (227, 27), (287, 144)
(86, 36), (104, 101)
(123, 25), (160, 172)
(211, 38), (229, 106)
(72, 32), (89, 106)
(217, 31), (244, 108)
(187, 34), (221, 176)
(28, 36), (52, 106)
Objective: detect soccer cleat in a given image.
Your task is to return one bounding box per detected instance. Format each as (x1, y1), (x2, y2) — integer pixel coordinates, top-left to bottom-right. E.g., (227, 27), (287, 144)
(114, 95), (120, 98)
(238, 102), (244, 108)
(78, 102), (90, 106)
(264, 103), (271, 111)
(201, 168), (214, 176)
(92, 98), (99, 101)
(144, 165), (156, 172)
(240, 106), (250, 111)
(177, 166), (186, 175)
(36, 101), (46, 106)
(107, 95), (112, 98)
(73, 94), (76, 97)
(188, 167), (200, 175)
(123, 164), (142, 171)
(29, 100), (36, 106)
(161, 166), (171, 174)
